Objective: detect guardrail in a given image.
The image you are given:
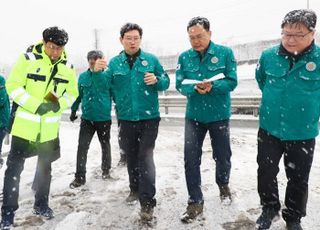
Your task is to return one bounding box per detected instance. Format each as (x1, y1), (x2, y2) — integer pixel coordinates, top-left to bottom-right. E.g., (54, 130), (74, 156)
(159, 95), (261, 116)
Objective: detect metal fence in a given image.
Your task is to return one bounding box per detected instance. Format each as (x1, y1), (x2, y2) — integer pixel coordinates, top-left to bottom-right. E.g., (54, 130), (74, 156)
(158, 95), (261, 116)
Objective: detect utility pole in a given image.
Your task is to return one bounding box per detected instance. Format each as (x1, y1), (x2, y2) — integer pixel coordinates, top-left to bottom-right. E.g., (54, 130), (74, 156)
(94, 28), (100, 50)
(307, 0), (309, 9)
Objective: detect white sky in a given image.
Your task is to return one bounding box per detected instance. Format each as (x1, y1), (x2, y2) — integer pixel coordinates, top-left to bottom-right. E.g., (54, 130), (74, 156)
(1, 0), (320, 67)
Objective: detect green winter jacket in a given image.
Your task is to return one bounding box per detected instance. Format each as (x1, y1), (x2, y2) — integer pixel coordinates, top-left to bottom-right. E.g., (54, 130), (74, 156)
(0, 75), (10, 129)
(176, 41), (237, 123)
(71, 69), (112, 121)
(108, 50), (170, 121)
(256, 43), (320, 140)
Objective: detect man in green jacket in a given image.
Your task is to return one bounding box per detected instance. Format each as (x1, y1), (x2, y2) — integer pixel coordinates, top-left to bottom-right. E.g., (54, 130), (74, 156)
(108, 23), (169, 222)
(176, 17), (237, 223)
(69, 50), (112, 188)
(0, 75), (10, 168)
(255, 10), (318, 230)
(1, 26), (78, 229)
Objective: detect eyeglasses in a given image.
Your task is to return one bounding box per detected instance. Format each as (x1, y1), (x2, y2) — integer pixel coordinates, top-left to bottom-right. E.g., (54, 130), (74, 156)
(281, 31), (313, 41)
(45, 43), (64, 52)
(123, 36), (141, 42)
(189, 33), (207, 41)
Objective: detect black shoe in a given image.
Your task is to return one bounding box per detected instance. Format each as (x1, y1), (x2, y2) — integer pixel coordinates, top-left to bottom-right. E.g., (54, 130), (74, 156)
(117, 156), (127, 166)
(256, 208), (279, 229)
(181, 202), (204, 223)
(33, 205), (54, 219)
(0, 220), (12, 230)
(219, 184), (232, 202)
(140, 205), (154, 222)
(69, 176), (86, 189)
(0, 212), (14, 230)
(286, 221), (303, 230)
(125, 191), (139, 204)
(102, 170), (110, 180)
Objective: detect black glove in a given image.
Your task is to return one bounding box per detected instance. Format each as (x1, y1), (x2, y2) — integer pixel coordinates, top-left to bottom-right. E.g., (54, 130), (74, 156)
(36, 102), (60, 115)
(69, 111), (78, 122)
(51, 101), (60, 113)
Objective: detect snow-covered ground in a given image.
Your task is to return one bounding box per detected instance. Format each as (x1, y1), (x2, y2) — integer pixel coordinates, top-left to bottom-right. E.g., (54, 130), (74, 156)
(1, 120), (319, 230)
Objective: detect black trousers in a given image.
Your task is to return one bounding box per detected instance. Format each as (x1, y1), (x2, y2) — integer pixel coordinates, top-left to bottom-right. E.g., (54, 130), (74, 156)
(1, 136), (60, 216)
(118, 118), (160, 207)
(117, 120), (126, 160)
(75, 119), (111, 178)
(257, 128), (314, 222)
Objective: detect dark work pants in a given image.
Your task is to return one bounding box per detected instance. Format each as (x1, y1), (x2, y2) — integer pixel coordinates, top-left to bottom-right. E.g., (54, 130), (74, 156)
(1, 136), (60, 217)
(184, 118), (232, 203)
(117, 120), (126, 160)
(75, 119), (111, 178)
(0, 128), (6, 156)
(118, 118), (160, 208)
(257, 128), (314, 222)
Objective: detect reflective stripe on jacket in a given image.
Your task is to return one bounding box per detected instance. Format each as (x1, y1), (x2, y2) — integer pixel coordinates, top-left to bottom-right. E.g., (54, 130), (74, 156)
(6, 42), (78, 142)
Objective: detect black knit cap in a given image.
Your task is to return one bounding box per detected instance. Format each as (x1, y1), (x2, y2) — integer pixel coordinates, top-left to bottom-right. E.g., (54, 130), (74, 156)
(87, 50), (104, 60)
(281, 9), (317, 31)
(43, 26), (69, 46)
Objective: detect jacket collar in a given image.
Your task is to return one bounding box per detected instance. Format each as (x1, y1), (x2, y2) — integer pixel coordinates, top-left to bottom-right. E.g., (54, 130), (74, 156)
(278, 40), (315, 60)
(30, 42), (68, 63)
(119, 49), (147, 62)
(189, 41), (215, 58)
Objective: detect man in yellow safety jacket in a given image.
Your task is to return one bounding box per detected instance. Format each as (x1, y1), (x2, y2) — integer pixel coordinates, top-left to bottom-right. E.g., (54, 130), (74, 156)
(0, 26), (78, 229)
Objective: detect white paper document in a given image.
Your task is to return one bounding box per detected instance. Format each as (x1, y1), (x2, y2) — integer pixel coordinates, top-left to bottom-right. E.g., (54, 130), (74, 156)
(181, 73), (225, 85)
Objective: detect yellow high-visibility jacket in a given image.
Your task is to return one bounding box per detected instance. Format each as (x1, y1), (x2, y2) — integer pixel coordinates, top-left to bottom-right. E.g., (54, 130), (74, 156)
(6, 42), (78, 143)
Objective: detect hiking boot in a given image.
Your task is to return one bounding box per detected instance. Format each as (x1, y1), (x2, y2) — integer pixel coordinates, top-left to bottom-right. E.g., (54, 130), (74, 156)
(0, 212), (14, 230)
(219, 184), (232, 202)
(69, 176), (86, 189)
(117, 155), (127, 166)
(181, 202), (203, 223)
(286, 221), (303, 230)
(102, 170), (111, 180)
(256, 208), (279, 229)
(140, 205), (154, 222)
(125, 191), (139, 204)
(33, 205), (54, 219)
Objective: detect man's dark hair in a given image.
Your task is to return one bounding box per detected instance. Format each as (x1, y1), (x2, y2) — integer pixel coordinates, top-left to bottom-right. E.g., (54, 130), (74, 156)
(120, 23), (143, 38)
(87, 50), (104, 60)
(281, 9), (317, 31)
(43, 26), (69, 46)
(187, 17), (210, 31)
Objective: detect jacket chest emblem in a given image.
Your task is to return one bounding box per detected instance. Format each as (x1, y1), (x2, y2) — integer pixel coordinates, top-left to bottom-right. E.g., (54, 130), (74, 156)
(141, 60), (148, 66)
(306, 62), (316, 71)
(211, 57), (219, 64)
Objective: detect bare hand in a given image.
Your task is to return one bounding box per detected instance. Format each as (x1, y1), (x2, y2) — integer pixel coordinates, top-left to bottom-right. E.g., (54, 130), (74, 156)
(203, 81), (212, 93)
(195, 83), (207, 94)
(195, 81), (212, 94)
(144, 72), (158, 85)
(93, 59), (107, 72)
